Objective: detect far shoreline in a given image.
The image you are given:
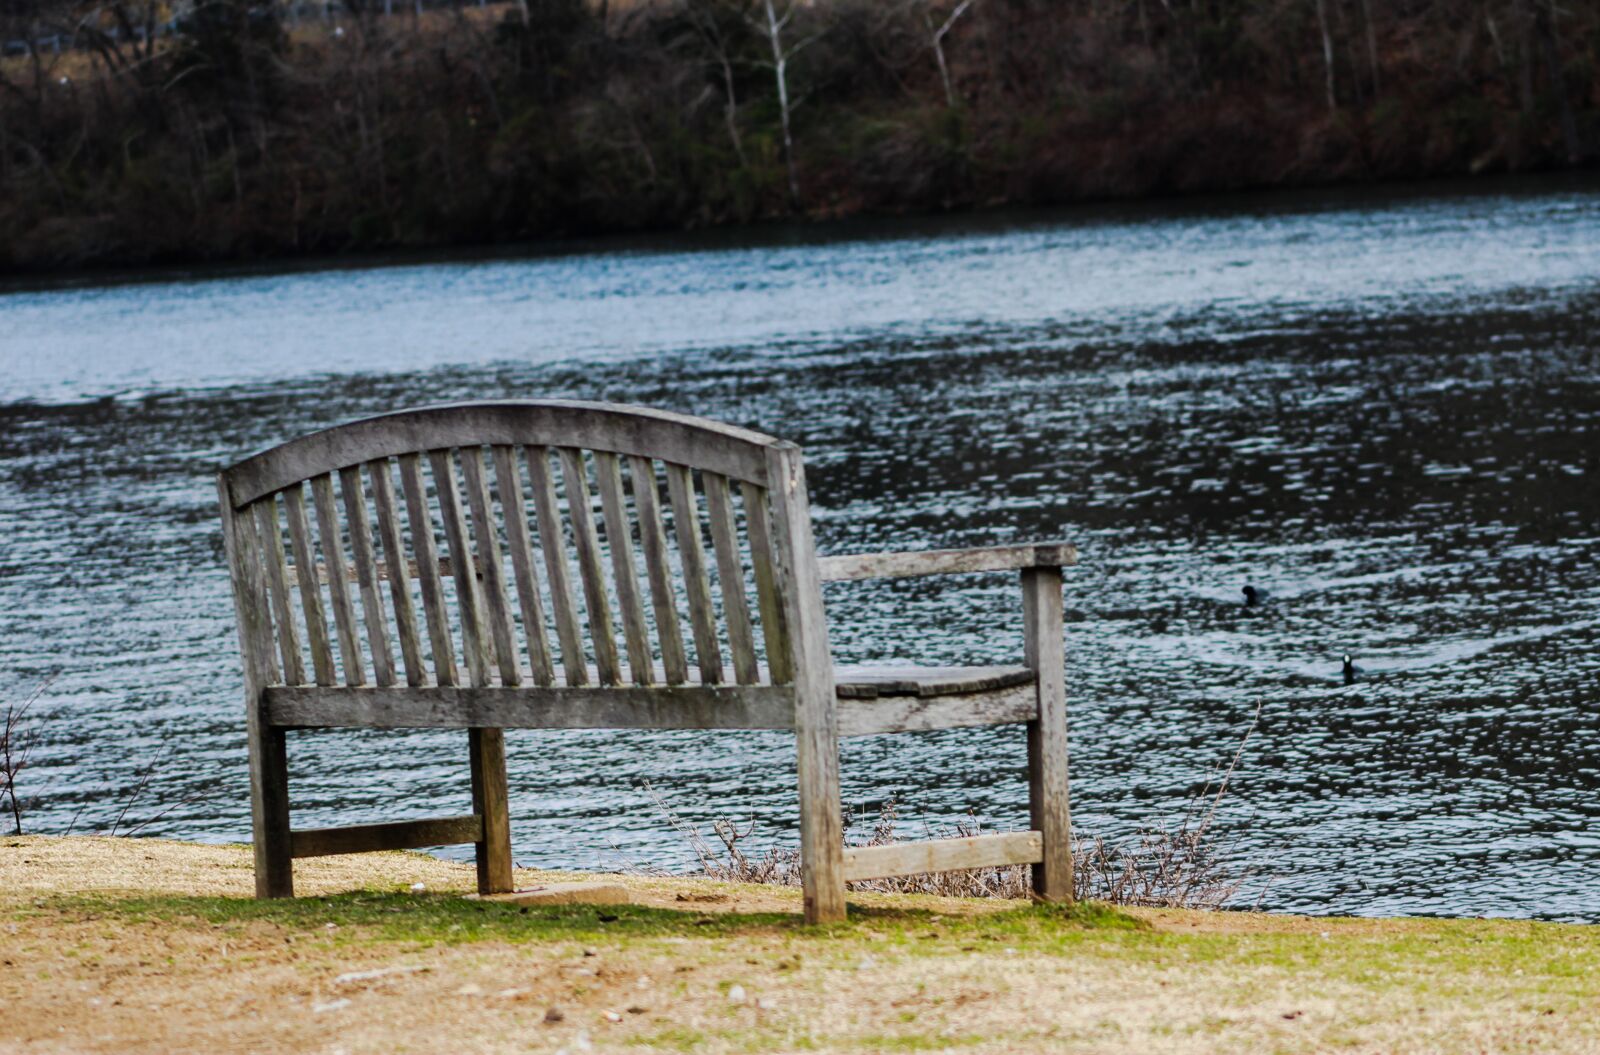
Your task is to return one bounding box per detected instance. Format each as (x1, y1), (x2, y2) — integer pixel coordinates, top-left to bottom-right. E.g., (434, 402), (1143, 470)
(2, 169), (1593, 298)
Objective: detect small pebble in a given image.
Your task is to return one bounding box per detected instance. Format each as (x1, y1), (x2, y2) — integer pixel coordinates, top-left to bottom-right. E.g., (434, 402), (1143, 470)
(453, 984), (484, 997)
(602, 1010), (623, 1023)
(311, 998), (351, 1014)
(543, 1007), (565, 1023)
(409, 882), (426, 893)
(756, 997), (777, 1011)
(726, 984), (746, 1003)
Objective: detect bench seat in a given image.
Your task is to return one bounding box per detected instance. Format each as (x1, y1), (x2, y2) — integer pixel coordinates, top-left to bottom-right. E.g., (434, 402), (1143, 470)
(262, 663), (1039, 738)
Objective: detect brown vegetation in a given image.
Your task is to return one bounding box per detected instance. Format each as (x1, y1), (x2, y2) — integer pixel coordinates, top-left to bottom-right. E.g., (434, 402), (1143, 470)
(0, 0), (1596, 273)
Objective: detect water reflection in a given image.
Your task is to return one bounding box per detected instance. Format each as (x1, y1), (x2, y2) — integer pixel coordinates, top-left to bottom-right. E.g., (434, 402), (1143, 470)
(1, 179), (1597, 920)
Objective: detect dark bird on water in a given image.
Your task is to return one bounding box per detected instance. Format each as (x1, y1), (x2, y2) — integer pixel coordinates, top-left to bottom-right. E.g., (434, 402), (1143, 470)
(1342, 653), (1363, 685)
(1243, 584), (1270, 607)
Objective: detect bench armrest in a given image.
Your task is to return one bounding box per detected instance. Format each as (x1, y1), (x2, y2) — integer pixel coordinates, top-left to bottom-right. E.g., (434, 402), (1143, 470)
(816, 542), (1078, 583)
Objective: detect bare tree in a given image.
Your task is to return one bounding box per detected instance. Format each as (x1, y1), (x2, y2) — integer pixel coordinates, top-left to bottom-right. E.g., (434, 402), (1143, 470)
(1314, 0), (1336, 111)
(1358, 0), (1379, 97)
(682, 0), (747, 166)
(749, 0), (823, 207)
(921, 0), (976, 109)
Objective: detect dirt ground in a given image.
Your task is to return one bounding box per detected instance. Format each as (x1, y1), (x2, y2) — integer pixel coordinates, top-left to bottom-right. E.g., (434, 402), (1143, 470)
(3, 836), (1597, 1054)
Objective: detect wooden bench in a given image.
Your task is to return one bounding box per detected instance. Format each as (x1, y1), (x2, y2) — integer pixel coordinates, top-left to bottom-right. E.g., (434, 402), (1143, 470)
(217, 400), (1076, 922)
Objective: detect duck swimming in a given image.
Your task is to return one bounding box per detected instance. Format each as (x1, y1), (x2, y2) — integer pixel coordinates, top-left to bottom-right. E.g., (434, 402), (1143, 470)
(1342, 653), (1363, 685)
(1243, 584), (1270, 607)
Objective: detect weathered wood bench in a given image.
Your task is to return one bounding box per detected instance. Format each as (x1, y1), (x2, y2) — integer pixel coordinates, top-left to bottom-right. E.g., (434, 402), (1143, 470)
(218, 400), (1075, 922)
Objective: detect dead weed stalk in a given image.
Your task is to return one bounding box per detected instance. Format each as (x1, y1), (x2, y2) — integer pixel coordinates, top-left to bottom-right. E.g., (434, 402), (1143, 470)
(640, 705), (1261, 911)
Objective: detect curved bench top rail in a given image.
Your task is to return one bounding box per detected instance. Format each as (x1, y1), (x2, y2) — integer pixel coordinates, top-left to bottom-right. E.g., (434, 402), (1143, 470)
(223, 400), (788, 507)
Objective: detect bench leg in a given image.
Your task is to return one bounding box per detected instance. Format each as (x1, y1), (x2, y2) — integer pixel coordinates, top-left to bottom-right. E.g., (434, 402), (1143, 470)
(796, 722), (847, 924)
(250, 720), (294, 898)
(1023, 567), (1072, 902)
(469, 727), (514, 895)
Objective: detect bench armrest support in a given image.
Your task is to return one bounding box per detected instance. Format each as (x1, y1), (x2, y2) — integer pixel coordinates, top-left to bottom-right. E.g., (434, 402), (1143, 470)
(816, 542), (1078, 583)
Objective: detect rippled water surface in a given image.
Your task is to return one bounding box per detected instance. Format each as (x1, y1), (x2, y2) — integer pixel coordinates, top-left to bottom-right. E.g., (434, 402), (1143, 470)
(3, 178), (1598, 920)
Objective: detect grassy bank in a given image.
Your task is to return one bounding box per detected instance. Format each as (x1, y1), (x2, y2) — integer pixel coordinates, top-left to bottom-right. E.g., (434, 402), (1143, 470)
(2, 836), (1597, 1053)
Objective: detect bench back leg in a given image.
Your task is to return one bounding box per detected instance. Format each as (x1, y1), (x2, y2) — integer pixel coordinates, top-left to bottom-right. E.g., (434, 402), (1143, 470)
(766, 445), (846, 924)
(220, 476), (297, 898)
(469, 728), (515, 894)
(1023, 566), (1072, 902)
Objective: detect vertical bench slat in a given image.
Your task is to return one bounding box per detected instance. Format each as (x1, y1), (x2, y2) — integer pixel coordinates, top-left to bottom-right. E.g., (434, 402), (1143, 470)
(339, 466), (397, 688)
(559, 448), (621, 686)
(397, 453), (458, 687)
(368, 459), (426, 687)
(282, 486), (336, 686)
(493, 444), (555, 687)
(236, 504), (282, 686)
(253, 496), (306, 686)
(703, 472), (760, 685)
(460, 446), (522, 687)
(594, 452), (654, 685)
(742, 482), (792, 685)
(310, 473), (364, 686)
(431, 450), (493, 688)
(629, 456), (689, 685)
(526, 445), (587, 686)
(664, 462), (723, 685)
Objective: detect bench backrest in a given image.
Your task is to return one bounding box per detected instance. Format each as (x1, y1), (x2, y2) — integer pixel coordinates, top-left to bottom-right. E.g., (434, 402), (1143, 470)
(218, 401), (816, 693)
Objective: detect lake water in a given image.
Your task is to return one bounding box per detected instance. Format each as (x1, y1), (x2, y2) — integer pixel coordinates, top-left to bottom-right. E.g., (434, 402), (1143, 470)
(2, 177), (1597, 920)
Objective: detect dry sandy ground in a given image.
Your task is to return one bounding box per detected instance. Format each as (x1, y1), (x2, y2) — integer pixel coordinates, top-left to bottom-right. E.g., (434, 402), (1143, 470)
(3, 835), (1598, 1054)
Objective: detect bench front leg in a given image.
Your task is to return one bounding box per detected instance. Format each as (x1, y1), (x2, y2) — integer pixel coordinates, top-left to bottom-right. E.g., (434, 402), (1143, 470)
(1022, 566), (1072, 902)
(469, 728), (514, 895)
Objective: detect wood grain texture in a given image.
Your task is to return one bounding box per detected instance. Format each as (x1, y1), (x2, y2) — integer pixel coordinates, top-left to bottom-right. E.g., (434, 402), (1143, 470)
(339, 465), (397, 687)
(290, 814), (484, 858)
(310, 474), (363, 686)
(282, 486), (335, 686)
(368, 459), (425, 687)
(817, 542), (1079, 582)
(703, 472), (760, 685)
(842, 831), (1043, 883)
(225, 400), (782, 506)
(835, 682), (1036, 737)
(630, 456), (688, 685)
(764, 442), (847, 924)
(527, 445), (587, 686)
(560, 448), (621, 685)
(460, 447), (522, 687)
(252, 496), (305, 686)
(265, 683), (796, 731)
(742, 482), (792, 685)
(397, 453), (457, 687)
(493, 445), (554, 687)
(831, 665), (1034, 699)
(594, 451), (653, 685)
(1023, 566), (1072, 903)
(469, 727), (514, 894)
(218, 477), (293, 897)
(431, 450), (493, 688)
(664, 462), (723, 685)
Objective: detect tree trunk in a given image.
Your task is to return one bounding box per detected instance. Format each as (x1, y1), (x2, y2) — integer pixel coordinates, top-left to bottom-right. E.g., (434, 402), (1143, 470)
(763, 0), (800, 207)
(1314, 0), (1336, 111)
(1359, 0), (1379, 96)
(1534, 0), (1585, 162)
